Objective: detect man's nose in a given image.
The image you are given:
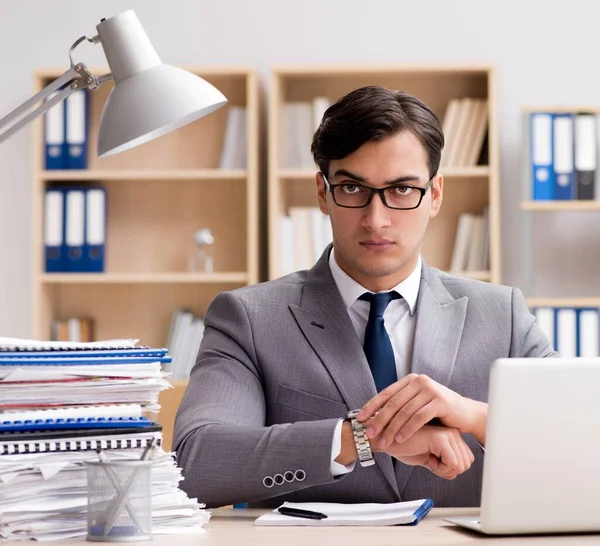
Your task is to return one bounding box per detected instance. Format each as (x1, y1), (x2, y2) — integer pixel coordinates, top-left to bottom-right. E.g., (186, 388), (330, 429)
(362, 191), (392, 229)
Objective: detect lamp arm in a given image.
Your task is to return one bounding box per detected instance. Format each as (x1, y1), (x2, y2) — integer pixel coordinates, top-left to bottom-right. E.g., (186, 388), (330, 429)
(0, 34), (113, 146)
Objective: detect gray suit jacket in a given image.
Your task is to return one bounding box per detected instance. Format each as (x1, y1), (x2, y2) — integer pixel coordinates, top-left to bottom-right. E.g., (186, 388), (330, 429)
(173, 246), (556, 509)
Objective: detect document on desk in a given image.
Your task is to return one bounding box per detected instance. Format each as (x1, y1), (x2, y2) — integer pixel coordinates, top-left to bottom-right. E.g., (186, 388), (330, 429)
(255, 498), (433, 526)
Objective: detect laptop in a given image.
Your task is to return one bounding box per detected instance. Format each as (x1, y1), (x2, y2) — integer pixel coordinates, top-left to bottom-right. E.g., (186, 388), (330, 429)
(445, 357), (600, 535)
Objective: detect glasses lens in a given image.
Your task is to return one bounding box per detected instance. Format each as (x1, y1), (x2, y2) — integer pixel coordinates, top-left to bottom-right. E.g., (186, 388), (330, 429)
(383, 186), (422, 209)
(332, 184), (371, 207)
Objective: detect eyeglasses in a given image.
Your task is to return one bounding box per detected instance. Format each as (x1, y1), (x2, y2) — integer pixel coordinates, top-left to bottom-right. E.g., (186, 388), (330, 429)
(320, 172), (435, 210)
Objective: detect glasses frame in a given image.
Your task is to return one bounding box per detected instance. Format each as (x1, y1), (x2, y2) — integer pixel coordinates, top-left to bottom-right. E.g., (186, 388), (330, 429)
(320, 172), (435, 210)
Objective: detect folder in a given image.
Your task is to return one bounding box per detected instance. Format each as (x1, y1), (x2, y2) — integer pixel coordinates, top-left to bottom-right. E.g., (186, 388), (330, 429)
(44, 90), (66, 170)
(84, 187), (106, 272)
(574, 113), (596, 200)
(65, 188), (86, 272)
(578, 308), (599, 357)
(553, 113), (575, 200)
(255, 499), (433, 526)
(43, 189), (65, 272)
(65, 89), (89, 169)
(555, 308), (577, 357)
(530, 113), (555, 200)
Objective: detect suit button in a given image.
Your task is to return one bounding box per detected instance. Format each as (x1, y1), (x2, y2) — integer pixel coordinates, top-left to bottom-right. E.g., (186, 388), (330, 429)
(262, 476), (274, 488)
(274, 473), (284, 486)
(294, 469), (306, 481)
(284, 471), (295, 482)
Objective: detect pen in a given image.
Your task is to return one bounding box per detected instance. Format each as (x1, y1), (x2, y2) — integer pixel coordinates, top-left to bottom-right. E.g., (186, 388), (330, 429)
(278, 507), (328, 520)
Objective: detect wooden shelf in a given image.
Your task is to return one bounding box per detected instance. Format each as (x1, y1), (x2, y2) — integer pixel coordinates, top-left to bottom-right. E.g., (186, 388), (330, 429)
(456, 270), (491, 281)
(268, 66), (500, 283)
(42, 169), (247, 181)
(39, 272), (248, 284)
(520, 201), (600, 211)
(526, 298), (600, 308)
(278, 166), (490, 180)
(32, 67), (260, 349)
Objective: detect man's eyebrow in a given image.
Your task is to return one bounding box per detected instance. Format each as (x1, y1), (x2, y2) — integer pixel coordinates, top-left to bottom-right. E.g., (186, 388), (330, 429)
(332, 169), (423, 185)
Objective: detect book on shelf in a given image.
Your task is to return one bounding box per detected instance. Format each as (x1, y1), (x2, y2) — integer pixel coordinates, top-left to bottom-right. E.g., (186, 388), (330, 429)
(51, 316), (94, 342)
(219, 106), (247, 169)
(0, 337), (209, 541)
(440, 97), (488, 168)
(278, 206), (332, 277)
(529, 111), (599, 201)
(449, 209), (490, 274)
(165, 308), (205, 380)
(532, 306), (599, 357)
(281, 97), (332, 169)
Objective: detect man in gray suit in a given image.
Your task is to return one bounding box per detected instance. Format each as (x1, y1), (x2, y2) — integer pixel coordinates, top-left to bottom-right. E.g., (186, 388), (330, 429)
(174, 86), (556, 509)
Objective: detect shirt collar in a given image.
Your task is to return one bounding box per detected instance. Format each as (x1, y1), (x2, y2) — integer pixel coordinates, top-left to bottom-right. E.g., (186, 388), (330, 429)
(329, 248), (421, 315)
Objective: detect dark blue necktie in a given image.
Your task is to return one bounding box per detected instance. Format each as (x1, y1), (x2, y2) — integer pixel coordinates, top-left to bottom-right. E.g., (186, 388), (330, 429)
(359, 291), (402, 392)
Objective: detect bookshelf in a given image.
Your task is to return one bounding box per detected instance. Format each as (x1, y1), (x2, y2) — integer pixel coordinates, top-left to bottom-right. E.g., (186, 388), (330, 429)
(521, 106), (600, 357)
(268, 65), (501, 284)
(32, 67), (259, 449)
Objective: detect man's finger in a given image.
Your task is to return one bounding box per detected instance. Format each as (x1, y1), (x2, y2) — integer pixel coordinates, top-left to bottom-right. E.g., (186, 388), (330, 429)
(458, 435), (474, 471)
(378, 393), (433, 447)
(393, 401), (437, 444)
(357, 374), (419, 421)
(367, 383), (428, 444)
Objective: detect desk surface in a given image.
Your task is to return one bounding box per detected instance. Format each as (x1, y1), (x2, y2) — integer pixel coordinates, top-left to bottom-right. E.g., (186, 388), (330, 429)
(53, 508), (600, 545)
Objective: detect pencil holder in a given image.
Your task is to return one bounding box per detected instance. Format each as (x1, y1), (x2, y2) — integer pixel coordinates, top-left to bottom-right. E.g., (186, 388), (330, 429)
(85, 460), (153, 542)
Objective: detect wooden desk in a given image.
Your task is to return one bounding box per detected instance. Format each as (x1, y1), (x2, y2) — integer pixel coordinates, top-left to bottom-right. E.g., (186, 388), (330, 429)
(49, 508), (600, 545)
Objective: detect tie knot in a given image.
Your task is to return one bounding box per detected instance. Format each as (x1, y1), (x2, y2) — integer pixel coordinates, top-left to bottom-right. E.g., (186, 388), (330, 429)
(359, 291), (401, 316)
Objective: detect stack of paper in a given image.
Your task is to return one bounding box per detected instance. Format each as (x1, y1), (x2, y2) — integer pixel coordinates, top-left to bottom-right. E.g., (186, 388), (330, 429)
(0, 337), (210, 541)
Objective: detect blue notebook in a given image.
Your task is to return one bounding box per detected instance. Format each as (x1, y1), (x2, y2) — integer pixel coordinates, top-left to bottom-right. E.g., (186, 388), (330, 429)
(0, 348), (167, 358)
(0, 416), (155, 432)
(0, 355), (171, 366)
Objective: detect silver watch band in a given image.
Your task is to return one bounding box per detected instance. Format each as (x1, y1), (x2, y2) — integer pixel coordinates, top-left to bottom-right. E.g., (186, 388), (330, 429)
(346, 409), (375, 467)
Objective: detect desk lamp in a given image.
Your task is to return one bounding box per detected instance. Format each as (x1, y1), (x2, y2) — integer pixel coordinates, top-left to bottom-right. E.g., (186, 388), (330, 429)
(0, 10), (227, 156)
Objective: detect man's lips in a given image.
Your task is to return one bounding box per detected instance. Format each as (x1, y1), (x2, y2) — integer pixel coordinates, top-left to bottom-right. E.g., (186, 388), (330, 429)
(360, 239), (394, 248)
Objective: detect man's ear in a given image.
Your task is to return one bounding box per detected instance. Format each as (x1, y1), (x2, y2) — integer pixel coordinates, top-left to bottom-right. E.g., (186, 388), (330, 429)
(429, 174), (443, 219)
(316, 172), (329, 216)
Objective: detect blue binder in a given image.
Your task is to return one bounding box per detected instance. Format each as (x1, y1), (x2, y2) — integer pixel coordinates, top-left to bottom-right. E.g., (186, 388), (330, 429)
(65, 89), (89, 170)
(530, 113), (555, 200)
(553, 113), (575, 200)
(84, 187), (107, 272)
(44, 90), (66, 170)
(44, 188), (66, 272)
(64, 188), (86, 272)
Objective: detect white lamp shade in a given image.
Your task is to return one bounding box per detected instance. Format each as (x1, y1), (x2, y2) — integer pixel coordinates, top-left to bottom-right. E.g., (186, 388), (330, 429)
(97, 64), (227, 157)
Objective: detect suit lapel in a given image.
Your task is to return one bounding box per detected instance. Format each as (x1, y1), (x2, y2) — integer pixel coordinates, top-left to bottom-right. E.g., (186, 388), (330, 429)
(289, 246), (399, 499)
(395, 263), (468, 495)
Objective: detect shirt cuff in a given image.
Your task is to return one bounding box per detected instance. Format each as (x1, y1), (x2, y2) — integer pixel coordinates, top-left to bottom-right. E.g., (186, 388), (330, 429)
(330, 419), (356, 476)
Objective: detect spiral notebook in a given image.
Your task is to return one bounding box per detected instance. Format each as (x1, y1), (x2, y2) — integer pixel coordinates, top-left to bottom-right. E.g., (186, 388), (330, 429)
(0, 427), (162, 455)
(0, 337), (142, 352)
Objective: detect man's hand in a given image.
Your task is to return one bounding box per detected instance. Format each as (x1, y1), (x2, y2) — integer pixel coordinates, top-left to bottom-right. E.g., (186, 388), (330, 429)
(383, 425), (475, 480)
(357, 373), (487, 448)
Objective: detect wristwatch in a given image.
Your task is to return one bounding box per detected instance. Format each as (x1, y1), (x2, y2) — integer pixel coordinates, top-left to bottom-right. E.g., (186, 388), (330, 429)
(346, 409), (375, 467)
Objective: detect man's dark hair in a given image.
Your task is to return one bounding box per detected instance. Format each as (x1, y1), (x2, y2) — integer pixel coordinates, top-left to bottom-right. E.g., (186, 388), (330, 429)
(311, 86), (444, 179)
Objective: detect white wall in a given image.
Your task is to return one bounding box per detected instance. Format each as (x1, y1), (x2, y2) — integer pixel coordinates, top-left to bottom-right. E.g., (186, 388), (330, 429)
(1, 0), (599, 336)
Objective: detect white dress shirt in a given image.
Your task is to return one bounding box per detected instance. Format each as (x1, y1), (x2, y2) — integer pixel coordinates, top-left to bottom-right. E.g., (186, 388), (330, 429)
(328, 248), (422, 476)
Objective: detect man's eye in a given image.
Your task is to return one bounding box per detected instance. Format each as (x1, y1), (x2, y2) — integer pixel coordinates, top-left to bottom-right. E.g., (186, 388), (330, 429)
(341, 184), (363, 194)
(391, 186), (413, 195)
